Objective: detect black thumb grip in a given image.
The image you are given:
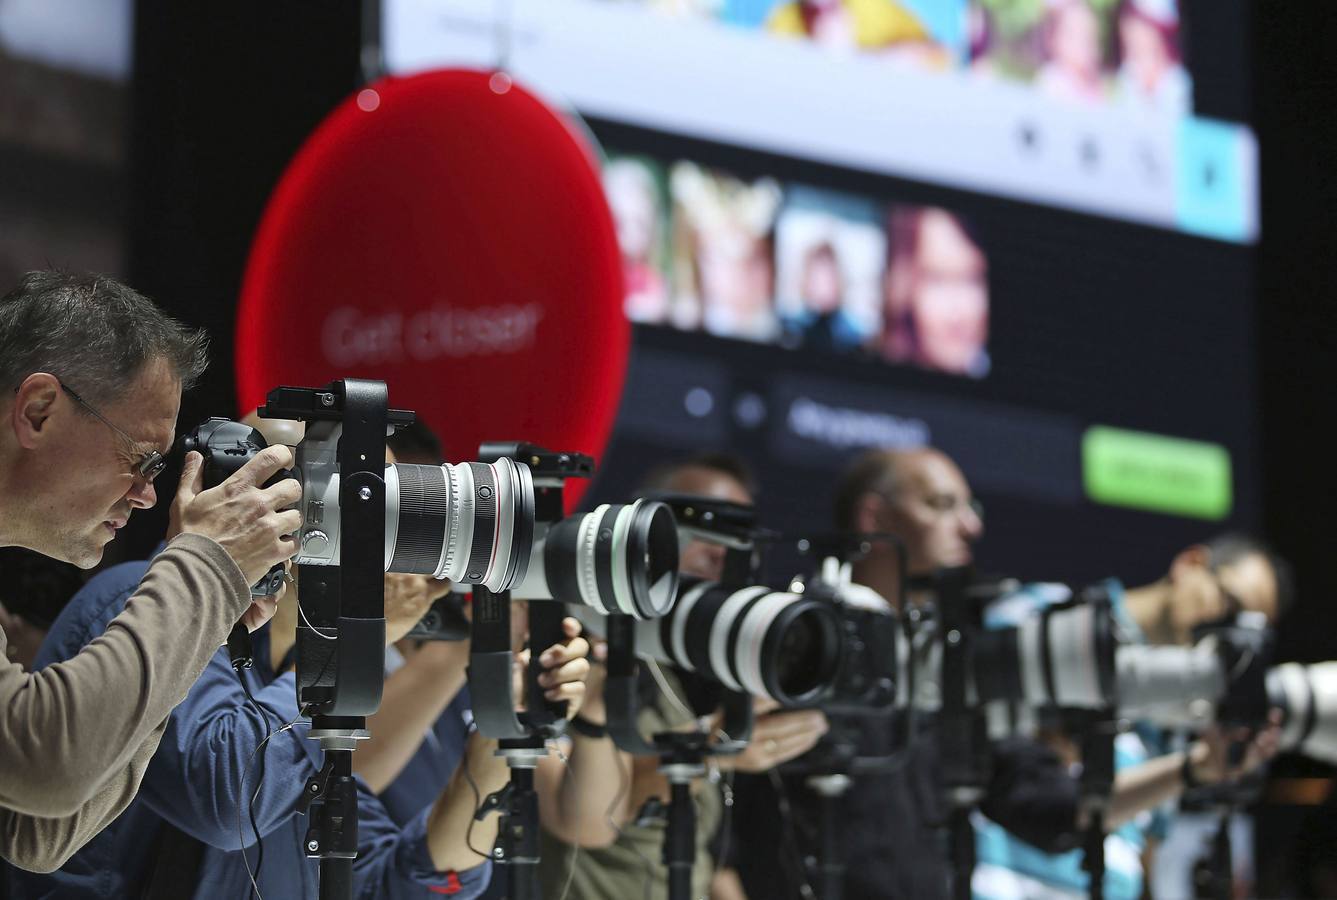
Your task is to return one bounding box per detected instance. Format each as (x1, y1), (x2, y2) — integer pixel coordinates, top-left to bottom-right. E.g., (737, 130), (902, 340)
(228, 622), (254, 670)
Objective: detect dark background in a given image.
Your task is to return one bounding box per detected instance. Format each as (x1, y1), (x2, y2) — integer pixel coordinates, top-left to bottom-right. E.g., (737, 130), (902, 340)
(116, 0), (1291, 607)
(123, 1), (1267, 591)
(3, 0), (1335, 891)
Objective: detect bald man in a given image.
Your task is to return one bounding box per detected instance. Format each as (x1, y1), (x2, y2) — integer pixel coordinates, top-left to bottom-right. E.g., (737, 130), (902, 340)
(832, 447), (984, 607)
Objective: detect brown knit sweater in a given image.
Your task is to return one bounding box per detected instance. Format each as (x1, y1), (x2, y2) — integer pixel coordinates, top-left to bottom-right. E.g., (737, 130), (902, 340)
(0, 533), (249, 872)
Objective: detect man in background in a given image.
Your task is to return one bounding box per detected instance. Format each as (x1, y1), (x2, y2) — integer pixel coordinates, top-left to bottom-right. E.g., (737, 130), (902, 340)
(539, 453), (829, 900)
(0, 547), (84, 671)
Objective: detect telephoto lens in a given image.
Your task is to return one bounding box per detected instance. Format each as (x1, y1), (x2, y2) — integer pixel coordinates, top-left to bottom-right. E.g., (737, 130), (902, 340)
(1113, 641), (1227, 725)
(183, 417), (539, 593)
(904, 597), (1116, 717)
(635, 577), (844, 706)
(509, 499), (682, 619)
(1268, 662), (1337, 765)
(973, 601), (1116, 710)
(381, 458), (535, 592)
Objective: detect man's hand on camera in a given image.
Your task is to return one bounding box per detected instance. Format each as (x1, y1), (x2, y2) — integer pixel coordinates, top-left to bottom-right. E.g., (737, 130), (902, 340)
(721, 703), (829, 773)
(384, 573), (453, 646)
(1191, 710), (1283, 784)
(512, 617), (591, 716)
(173, 447), (302, 630)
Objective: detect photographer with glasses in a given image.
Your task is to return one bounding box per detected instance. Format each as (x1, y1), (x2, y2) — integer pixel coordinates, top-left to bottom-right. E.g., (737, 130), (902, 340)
(736, 447), (985, 900)
(0, 272), (300, 872)
(4, 413), (593, 899)
(730, 446), (1286, 900)
(975, 533), (1288, 900)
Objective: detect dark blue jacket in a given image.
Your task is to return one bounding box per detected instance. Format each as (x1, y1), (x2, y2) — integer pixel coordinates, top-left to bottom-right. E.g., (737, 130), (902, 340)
(8, 557), (490, 899)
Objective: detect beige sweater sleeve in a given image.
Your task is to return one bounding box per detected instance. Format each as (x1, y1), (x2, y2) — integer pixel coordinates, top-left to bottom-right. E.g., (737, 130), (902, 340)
(0, 533), (250, 821)
(0, 719), (166, 872)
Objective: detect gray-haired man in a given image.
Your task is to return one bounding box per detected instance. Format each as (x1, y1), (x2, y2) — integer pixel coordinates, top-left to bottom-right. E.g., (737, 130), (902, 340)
(0, 271), (300, 871)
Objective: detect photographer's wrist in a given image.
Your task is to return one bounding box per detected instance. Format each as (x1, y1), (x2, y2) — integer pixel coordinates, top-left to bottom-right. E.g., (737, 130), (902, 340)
(568, 714), (608, 738)
(1184, 742), (1214, 787)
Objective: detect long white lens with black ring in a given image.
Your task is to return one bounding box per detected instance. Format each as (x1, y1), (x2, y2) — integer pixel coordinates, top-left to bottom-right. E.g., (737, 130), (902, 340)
(660, 579), (842, 706)
(737, 592), (808, 700)
(707, 586), (771, 692)
(1043, 603), (1112, 708)
(1269, 662), (1337, 765)
(1115, 643), (1226, 717)
(384, 458), (534, 591)
(535, 500), (681, 619)
(975, 603), (1114, 710)
(668, 581), (713, 672)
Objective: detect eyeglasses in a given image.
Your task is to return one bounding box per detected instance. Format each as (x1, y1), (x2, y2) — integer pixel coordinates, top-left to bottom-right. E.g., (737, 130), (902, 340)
(1208, 568), (1247, 621)
(60, 382), (167, 482)
(921, 492), (985, 522)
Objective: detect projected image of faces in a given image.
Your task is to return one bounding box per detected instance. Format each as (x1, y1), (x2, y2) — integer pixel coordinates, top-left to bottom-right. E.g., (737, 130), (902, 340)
(774, 185), (885, 353)
(598, 0), (970, 70)
(604, 156), (671, 325)
(881, 207), (989, 377)
(669, 161), (781, 342)
(603, 153), (990, 378)
(763, 0), (964, 67)
(969, 0), (1188, 114)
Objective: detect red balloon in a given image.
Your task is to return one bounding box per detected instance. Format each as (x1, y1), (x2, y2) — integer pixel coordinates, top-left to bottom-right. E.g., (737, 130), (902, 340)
(236, 69), (628, 505)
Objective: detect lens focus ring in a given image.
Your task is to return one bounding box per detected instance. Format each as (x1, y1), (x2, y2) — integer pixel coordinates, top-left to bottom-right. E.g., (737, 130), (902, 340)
(389, 464), (450, 575)
(462, 463), (498, 584)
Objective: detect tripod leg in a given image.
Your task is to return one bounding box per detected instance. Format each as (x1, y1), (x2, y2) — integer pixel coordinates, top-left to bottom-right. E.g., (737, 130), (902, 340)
(665, 781), (696, 900)
(318, 858), (353, 900)
(949, 807), (975, 900)
(817, 791), (844, 900)
(1083, 812), (1106, 900)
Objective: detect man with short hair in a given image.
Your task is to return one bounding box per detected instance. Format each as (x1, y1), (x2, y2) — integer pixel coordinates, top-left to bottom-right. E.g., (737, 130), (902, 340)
(538, 453), (828, 900)
(9, 414), (593, 898)
(738, 447), (1285, 899)
(782, 446), (979, 900)
(831, 446), (983, 605)
(974, 531), (1286, 900)
(0, 271), (299, 871)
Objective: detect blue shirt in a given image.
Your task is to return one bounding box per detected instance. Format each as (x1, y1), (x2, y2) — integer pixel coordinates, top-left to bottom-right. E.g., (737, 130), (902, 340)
(9, 556), (491, 900)
(972, 580), (1156, 900)
(376, 673), (508, 899)
(377, 675), (473, 830)
(973, 734), (1152, 900)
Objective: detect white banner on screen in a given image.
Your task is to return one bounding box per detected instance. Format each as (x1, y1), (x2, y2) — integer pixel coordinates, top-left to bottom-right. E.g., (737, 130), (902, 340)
(384, 0), (1257, 243)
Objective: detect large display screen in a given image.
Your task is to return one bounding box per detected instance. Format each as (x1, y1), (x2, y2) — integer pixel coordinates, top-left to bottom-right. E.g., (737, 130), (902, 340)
(385, 0), (1259, 586)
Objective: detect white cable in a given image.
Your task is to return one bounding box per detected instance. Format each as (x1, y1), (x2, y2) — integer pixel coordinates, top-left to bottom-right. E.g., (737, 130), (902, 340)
(645, 658), (697, 726)
(297, 600), (337, 640)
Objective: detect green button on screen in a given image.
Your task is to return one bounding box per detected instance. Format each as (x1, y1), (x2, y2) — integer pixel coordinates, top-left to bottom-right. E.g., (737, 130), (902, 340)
(1082, 427), (1233, 520)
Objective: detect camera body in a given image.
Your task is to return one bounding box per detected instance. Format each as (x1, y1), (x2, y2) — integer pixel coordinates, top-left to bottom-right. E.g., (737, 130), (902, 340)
(180, 417), (292, 597)
(791, 558), (900, 714)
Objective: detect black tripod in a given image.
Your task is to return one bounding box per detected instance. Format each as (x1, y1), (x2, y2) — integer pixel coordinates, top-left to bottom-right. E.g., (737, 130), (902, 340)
(274, 381), (403, 900)
(934, 566), (991, 900)
(470, 589), (572, 900)
(475, 734), (550, 900)
(298, 721), (369, 900)
(652, 732), (716, 900)
(1074, 709), (1118, 900)
(605, 613), (754, 900)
